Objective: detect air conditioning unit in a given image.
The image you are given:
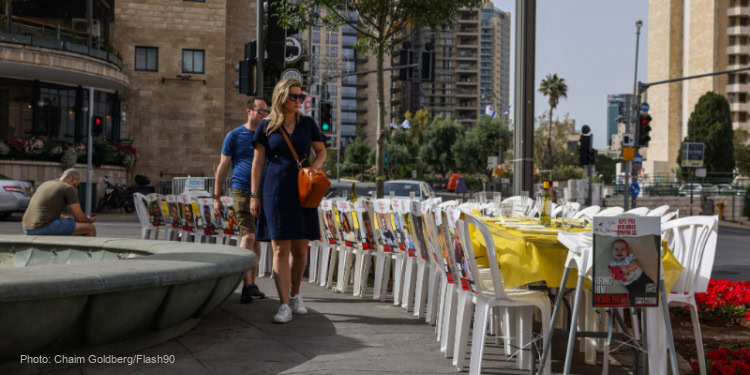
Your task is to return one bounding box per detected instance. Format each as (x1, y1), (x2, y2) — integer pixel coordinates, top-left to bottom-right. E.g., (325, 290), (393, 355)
(71, 18), (101, 39)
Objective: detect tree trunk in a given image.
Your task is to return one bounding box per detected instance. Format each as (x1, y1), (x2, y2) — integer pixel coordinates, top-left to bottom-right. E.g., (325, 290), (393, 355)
(375, 43), (386, 197)
(547, 107), (554, 169)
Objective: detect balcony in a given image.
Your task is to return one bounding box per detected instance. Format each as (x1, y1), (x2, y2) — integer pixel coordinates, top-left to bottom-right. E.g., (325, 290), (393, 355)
(342, 94), (368, 101)
(727, 44), (750, 55)
(341, 106), (367, 113)
(727, 82), (750, 93)
(728, 7), (750, 17)
(728, 26), (750, 36)
(727, 63), (746, 70)
(457, 26), (479, 35)
(730, 102), (748, 112)
(455, 63), (476, 72)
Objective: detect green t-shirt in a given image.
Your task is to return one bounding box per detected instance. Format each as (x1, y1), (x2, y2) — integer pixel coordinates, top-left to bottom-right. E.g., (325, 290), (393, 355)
(22, 180), (79, 230)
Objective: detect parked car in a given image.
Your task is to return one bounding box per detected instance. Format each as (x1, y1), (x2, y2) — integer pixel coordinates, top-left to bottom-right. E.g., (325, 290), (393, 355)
(384, 180), (435, 201)
(701, 184), (719, 196)
(0, 174), (33, 219)
(718, 184), (747, 196)
(678, 183), (702, 197)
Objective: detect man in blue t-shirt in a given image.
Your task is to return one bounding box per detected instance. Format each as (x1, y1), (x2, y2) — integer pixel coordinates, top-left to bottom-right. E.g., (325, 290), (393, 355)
(214, 97), (269, 304)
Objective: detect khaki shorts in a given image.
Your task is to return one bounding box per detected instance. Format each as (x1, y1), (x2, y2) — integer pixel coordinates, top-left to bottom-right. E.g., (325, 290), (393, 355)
(231, 189), (256, 237)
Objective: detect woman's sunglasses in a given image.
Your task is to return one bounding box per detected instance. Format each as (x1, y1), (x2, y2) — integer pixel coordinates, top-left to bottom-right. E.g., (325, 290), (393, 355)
(287, 93), (306, 102)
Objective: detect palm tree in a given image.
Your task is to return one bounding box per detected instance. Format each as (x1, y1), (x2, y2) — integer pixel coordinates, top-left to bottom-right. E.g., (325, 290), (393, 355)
(538, 74), (568, 170)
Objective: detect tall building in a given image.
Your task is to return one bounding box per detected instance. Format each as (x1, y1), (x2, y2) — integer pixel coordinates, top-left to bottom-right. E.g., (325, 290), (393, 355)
(391, 4), (511, 128)
(606, 94), (633, 147)
(646, 0), (744, 175)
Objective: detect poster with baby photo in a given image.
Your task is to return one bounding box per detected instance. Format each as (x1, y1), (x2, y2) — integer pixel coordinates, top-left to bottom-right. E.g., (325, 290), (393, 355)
(593, 215), (661, 308)
(166, 195), (181, 228)
(354, 199), (375, 251)
(220, 197), (239, 235)
(320, 200), (338, 245)
(410, 201), (429, 261)
(146, 193), (164, 226)
(374, 199), (396, 253)
(178, 195), (196, 231)
(447, 208), (476, 293)
(336, 200), (357, 248)
(197, 198), (218, 235)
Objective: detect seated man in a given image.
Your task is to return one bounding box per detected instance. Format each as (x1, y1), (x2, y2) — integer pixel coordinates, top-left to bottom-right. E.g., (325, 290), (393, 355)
(23, 169), (96, 236)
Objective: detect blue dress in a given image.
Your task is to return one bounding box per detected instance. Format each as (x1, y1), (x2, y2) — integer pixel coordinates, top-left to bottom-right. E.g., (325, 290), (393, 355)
(252, 116), (325, 241)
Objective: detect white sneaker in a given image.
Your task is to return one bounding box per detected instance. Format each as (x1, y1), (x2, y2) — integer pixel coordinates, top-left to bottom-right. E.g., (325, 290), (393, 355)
(273, 304), (293, 324)
(289, 294), (308, 315)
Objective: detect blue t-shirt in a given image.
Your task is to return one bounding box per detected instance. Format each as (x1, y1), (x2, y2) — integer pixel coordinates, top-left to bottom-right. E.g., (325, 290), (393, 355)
(221, 125), (255, 191)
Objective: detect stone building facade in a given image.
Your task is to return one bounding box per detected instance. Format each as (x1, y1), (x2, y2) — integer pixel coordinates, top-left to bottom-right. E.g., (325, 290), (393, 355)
(113, 0), (255, 184)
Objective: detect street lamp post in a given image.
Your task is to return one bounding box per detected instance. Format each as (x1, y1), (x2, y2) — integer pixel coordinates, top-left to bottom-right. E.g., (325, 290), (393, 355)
(624, 20), (643, 210)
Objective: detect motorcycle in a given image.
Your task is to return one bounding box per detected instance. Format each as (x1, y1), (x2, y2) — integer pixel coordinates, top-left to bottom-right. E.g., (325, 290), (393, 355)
(95, 176), (135, 214)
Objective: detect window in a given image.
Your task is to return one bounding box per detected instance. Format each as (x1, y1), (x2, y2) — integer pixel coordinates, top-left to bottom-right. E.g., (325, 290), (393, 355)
(313, 45), (320, 56)
(313, 32), (320, 43)
(135, 46), (158, 71)
(328, 46), (338, 57)
(182, 49), (205, 74)
(327, 33), (338, 44)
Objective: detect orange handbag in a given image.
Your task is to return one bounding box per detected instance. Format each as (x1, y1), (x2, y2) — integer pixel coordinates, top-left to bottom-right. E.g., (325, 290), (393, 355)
(280, 127), (330, 208)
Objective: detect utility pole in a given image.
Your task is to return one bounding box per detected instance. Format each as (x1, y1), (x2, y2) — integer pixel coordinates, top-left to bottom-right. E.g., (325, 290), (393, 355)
(256, 0), (264, 97)
(512, 0), (536, 196)
(624, 20), (642, 210)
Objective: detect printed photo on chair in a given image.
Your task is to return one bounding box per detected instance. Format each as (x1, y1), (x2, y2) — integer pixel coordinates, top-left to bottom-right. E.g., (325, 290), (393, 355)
(593, 215), (661, 308)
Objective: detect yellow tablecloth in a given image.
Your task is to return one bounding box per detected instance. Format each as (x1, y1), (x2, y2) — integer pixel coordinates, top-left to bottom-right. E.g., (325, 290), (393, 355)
(469, 218), (684, 292)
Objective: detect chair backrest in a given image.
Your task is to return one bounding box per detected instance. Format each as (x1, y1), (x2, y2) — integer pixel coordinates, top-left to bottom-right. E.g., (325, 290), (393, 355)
(165, 195), (182, 229)
(446, 209), (478, 292)
(334, 200), (359, 249)
(408, 200), (432, 262)
(373, 198), (397, 253)
(177, 195), (197, 232)
(438, 199), (460, 209)
(217, 196), (239, 235)
(647, 205), (670, 217)
(320, 199), (340, 246)
(196, 197), (218, 235)
(502, 196), (529, 217)
(390, 198), (411, 255)
(595, 206), (624, 217)
(661, 216), (718, 296)
(353, 198), (376, 251)
(132, 192), (151, 227)
(625, 207), (649, 216)
(573, 205), (600, 221)
(434, 208), (461, 285)
(661, 210), (679, 224)
(461, 214), (510, 298)
(421, 203), (444, 266)
(557, 231), (593, 274)
(551, 205), (563, 218)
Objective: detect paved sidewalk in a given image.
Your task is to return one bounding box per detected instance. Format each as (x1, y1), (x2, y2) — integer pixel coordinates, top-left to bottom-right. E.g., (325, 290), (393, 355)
(48, 277), (640, 375)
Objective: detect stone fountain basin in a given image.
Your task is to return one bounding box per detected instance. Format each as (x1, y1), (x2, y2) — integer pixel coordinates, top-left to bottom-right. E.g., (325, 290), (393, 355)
(0, 235), (255, 366)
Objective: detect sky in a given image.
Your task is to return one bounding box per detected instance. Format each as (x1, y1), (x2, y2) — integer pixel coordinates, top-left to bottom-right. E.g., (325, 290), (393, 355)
(490, 0), (650, 149)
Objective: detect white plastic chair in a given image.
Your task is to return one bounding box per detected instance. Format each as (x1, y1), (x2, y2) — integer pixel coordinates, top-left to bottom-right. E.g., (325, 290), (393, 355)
(648, 205), (670, 217)
(318, 199), (342, 289)
(659, 216), (718, 375)
(572, 205), (600, 221)
(333, 200), (358, 294)
(422, 203), (445, 327)
(351, 198), (377, 297)
(625, 207), (649, 216)
(662, 210), (679, 224)
(595, 206), (624, 217)
(457, 214), (552, 375)
(371, 198), (398, 302)
(133, 192), (162, 240)
(410, 200), (436, 319)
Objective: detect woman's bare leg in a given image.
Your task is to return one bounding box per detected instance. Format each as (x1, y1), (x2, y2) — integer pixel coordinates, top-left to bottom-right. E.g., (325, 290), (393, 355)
(272, 239), (292, 304)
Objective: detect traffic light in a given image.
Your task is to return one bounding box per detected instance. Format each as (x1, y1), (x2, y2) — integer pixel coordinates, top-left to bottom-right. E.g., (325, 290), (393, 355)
(320, 102), (333, 133)
(93, 115), (103, 135)
(638, 113), (652, 147)
(588, 147), (598, 165)
(579, 125), (592, 166)
(235, 41), (256, 95)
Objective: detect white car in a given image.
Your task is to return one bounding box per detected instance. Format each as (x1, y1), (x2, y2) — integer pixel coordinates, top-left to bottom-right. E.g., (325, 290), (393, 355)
(384, 180), (435, 201)
(0, 174), (33, 219)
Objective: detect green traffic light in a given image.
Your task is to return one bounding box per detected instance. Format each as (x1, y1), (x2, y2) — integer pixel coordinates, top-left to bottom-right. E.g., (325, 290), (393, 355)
(322, 123), (330, 131)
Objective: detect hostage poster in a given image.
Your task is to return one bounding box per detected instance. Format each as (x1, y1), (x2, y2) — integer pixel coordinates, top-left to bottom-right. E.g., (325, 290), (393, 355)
(593, 215), (661, 308)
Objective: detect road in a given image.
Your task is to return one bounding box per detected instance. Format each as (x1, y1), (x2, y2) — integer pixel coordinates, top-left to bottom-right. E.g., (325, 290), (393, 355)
(1, 214), (748, 281)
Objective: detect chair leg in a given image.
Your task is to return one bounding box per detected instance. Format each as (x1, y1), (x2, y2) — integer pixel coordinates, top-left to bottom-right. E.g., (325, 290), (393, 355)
(468, 299), (490, 375)
(426, 264), (440, 325)
(504, 307), (515, 356)
(341, 249), (354, 294)
(517, 306), (533, 370)
(413, 260), (428, 318)
(352, 250), (363, 296)
(258, 242), (268, 277)
(436, 276), (448, 340)
(453, 291), (474, 370)
(538, 302), (553, 375)
(563, 274), (586, 375)
(539, 266), (569, 375)
(360, 253), (373, 298)
(335, 248), (347, 292)
(140, 227), (149, 240)
(381, 255), (392, 302)
(393, 253), (405, 305)
(401, 257), (416, 311)
(373, 253), (385, 300)
(583, 290), (598, 365)
(440, 285), (458, 358)
(319, 246), (331, 288)
(309, 243), (319, 283)
(603, 309), (614, 375)
(326, 247), (338, 289)
(688, 304), (706, 375)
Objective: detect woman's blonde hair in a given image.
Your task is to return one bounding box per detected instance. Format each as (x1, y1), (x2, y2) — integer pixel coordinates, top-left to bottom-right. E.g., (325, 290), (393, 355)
(266, 78), (302, 135)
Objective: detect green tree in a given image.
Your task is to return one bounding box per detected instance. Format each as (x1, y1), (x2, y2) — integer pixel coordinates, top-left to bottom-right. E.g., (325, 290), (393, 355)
(419, 117), (463, 178)
(533, 114), (577, 170)
(276, 0), (482, 197)
(677, 92), (735, 174)
(595, 153), (620, 184)
(734, 129), (750, 177)
(403, 109), (432, 147)
(453, 116), (512, 180)
(342, 136), (373, 180)
(551, 165), (585, 181)
(538, 74), (568, 170)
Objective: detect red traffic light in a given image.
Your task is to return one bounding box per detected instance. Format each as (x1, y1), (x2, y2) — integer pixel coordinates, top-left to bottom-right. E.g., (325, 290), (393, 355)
(640, 114), (652, 125)
(94, 116), (103, 126)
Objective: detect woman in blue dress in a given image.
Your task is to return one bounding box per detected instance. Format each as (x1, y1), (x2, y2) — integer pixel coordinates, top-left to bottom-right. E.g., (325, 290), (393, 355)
(250, 79), (327, 323)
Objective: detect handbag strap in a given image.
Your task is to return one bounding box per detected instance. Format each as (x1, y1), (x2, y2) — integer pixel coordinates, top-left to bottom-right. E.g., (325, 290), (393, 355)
(279, 125), (304, 170)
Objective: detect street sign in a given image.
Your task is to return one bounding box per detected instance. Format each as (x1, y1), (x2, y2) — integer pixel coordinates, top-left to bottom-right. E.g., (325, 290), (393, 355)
(622, 133), (635, 148)
(630, 183), (640, 197)
(623, 147), (635, 161)
(285, 37), (303, 63)
(681, 142), (705, 168)
(633, 154), (643, 168)
(280, 68), (303, 82)
(487, 156), (499, 170)
(696, 168), (707, 178)
(641, 102), (650, 113)
(321, 91), (331, 101)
